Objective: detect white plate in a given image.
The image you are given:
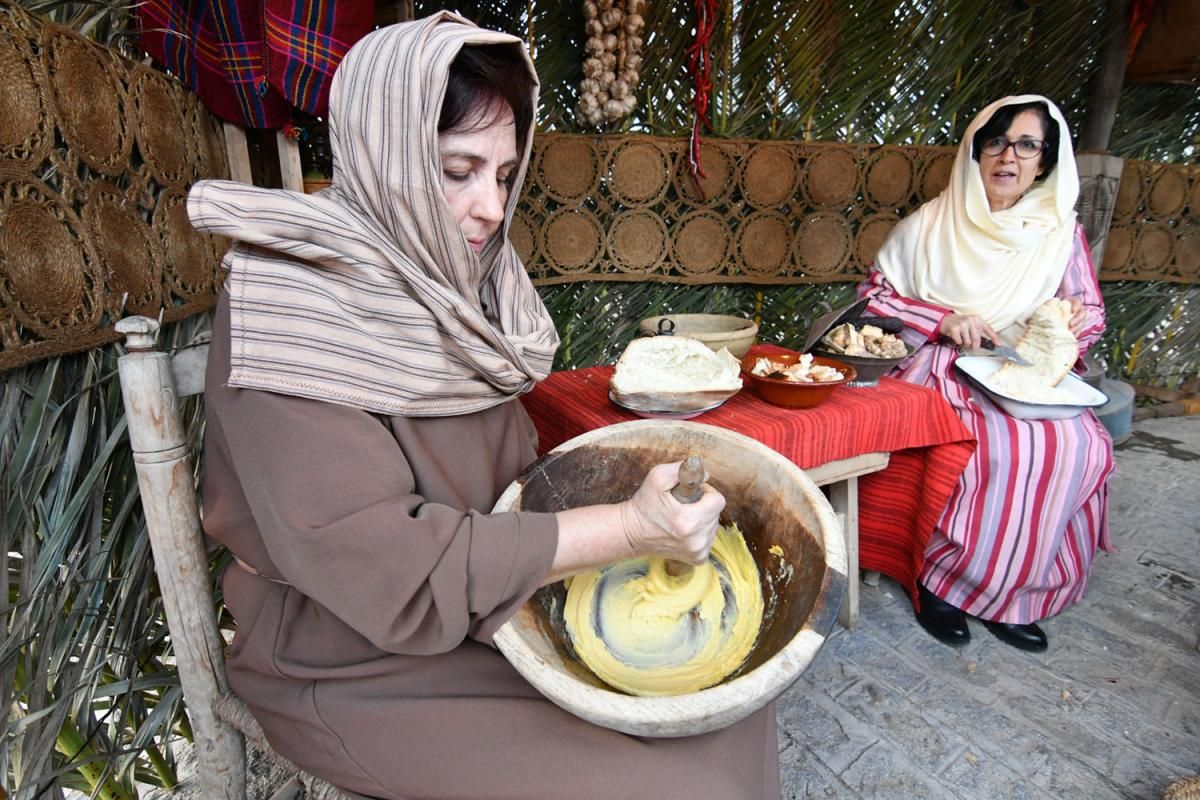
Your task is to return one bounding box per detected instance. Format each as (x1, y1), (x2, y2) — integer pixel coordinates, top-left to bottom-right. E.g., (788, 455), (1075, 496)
(608, 391), (727, 420)
(954, 356), (1107, 420)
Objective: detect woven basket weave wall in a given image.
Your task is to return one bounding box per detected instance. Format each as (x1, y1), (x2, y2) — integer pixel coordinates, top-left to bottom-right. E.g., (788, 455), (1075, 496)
(517, 134), (1199, 288)
(1163, 776), (1200, 800)
(1102, 160), (1200, 284)
(3, 0), (1195, 371)
(516, 133), (957, 286)
(0, 1), (229, 371)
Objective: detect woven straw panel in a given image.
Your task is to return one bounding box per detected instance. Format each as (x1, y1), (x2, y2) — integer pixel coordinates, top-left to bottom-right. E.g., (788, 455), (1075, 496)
(518, 133), (956, 286)
(0, 1), (229, 370)
(1102, 159), (1199, 284)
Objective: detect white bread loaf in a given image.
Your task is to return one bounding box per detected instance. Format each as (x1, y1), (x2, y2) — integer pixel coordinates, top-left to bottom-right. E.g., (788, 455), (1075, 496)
(986, 298), (1079, 403)
(610, 336), (742, 411)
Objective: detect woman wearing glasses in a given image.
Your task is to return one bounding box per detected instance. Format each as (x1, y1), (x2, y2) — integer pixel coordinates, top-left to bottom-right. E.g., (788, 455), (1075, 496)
(858, 95), (1113, 652)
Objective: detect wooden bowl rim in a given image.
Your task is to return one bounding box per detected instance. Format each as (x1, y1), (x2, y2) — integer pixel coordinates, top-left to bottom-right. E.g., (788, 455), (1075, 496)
(491, 420), (847, 737)
(640, 312), (758, 328)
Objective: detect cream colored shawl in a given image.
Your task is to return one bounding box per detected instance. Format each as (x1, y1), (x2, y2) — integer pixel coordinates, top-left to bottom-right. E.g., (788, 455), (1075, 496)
(875, 95), (1079, 338)
(188, 12), (559, 416)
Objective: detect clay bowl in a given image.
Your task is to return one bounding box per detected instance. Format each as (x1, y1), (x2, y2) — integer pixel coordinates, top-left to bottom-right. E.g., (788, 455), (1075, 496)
(740, 346), (856, 409)
(638, 313), (759, 358)
(809, 343), (912, 387)
(491, 420), (846, 737)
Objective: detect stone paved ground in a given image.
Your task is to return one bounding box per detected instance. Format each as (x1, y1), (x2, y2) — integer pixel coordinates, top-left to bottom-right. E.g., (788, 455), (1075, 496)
(776, 416), (1200, 800)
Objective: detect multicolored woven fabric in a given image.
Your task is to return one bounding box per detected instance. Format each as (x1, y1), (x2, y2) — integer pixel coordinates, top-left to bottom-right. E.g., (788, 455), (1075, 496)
(519, 361), (977, 602)
(136, 0), (373, 128)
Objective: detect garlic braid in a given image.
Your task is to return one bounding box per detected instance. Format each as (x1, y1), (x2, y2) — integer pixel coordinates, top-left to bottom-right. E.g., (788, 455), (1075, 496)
(576, 0), (646, 127)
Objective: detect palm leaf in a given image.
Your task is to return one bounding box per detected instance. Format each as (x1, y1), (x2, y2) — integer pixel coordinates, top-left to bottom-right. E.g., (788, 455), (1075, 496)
(2, 317), (207, 798)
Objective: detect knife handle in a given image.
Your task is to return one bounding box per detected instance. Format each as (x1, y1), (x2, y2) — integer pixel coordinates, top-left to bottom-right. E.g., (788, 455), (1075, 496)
(939, 335), (996, 352)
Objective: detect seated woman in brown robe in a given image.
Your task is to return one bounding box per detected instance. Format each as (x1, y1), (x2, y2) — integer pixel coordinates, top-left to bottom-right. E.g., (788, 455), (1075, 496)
(187, 12), (781, 800)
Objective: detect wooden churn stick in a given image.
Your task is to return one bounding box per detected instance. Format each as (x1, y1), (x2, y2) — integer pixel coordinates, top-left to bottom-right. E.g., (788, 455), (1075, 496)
(665, 455), (705, 577)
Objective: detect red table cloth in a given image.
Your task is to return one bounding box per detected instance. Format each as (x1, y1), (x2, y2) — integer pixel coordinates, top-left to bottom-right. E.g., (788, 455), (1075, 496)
(520, 365), (977, 603)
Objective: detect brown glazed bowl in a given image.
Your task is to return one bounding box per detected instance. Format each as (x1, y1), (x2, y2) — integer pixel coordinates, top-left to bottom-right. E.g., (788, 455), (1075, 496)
(491, 420), (846, 738)
(740, 346), (856, 409)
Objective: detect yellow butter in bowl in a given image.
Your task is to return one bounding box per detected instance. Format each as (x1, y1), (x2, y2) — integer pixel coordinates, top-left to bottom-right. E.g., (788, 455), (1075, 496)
(563, 522), (764, 697)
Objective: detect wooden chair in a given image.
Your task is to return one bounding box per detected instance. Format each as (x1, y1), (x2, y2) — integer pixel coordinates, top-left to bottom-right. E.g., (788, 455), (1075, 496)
(115, 316), (353, 798)
(102, 97), (356, 796)
(222, 122), (307, 191)
(106, 104), (357, 796)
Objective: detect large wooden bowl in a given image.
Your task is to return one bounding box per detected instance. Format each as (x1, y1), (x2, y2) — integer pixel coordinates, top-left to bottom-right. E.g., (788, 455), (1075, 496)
(491, 420), (846, 737)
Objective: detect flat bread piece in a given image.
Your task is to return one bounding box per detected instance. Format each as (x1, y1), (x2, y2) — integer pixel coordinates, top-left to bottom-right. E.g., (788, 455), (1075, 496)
(610, 336), (742, 411)
(986, 299), (1079, 402)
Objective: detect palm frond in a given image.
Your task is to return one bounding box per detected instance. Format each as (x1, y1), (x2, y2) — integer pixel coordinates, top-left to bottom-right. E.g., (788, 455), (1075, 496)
(2, 316), (208, 799)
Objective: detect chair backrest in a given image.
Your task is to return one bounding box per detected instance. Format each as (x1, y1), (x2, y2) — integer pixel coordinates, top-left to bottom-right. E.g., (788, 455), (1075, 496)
(113, 316), (245, 800)
(108, 117), (309, 800)
(222, 121), (306, 191)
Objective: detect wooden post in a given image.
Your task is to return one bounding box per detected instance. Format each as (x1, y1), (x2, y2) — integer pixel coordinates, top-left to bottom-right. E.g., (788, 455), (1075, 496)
(115, 317), (246, 800)
(222, 123), (255, 185)
(827, 479), (859, 630)
(1079, 0), (1130, 153)
(1074, 0), (1129, 278)
(1076, 153), (1125, 267)
(275, 130), (305, 192)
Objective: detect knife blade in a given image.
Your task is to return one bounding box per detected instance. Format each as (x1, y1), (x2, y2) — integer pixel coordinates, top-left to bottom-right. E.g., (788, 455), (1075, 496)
(980, 337), (1032, 366)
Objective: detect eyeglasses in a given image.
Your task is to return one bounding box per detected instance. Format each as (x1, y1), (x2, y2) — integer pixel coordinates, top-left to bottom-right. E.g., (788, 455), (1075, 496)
(981, 137), (1046, 159)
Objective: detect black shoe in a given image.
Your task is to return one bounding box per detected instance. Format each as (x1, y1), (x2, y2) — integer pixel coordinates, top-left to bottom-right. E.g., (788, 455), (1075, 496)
(914, 584), (970, 646)
(982, 620), (1048, 652)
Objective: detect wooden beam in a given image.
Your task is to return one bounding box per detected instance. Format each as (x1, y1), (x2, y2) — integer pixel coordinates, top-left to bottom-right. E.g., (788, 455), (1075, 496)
(1079, 0), (1130, 152)
(222, 122), (254, 184)
(275, 130), (305, 192)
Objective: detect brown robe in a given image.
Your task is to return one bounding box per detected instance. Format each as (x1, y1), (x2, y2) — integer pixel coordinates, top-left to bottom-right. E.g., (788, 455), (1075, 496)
(203, 292), (781, 799)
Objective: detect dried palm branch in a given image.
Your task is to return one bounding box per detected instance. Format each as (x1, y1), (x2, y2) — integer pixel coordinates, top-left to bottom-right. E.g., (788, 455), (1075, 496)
(2, 316), (209, 799)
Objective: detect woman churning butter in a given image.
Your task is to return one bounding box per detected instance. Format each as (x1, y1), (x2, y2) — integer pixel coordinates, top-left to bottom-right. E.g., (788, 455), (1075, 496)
(190, 13), (781, 799)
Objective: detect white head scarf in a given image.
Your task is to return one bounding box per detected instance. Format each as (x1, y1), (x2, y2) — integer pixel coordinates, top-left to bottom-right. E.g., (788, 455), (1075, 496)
(874, 94), (1079, 338)
(187, 12), (560, 416)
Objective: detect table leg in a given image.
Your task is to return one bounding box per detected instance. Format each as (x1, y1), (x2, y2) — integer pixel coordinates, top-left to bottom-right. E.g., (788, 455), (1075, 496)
(826, 477), (859, 629)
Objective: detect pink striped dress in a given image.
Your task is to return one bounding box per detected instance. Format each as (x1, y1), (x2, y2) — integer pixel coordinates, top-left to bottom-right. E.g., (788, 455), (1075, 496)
(859, 224), (1114, 624)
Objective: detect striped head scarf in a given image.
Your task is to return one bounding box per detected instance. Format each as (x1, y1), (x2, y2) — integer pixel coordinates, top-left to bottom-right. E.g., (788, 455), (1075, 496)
(874, 95), (1079, 338)
(187, 12), (560, 416)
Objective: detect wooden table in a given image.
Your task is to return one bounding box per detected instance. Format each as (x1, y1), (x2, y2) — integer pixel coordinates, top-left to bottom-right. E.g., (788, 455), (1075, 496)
(798, 452), (889, 627)
(521, 365), (976, 629)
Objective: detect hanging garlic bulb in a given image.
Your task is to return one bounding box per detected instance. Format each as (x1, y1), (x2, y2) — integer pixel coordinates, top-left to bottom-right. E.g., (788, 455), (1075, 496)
(577, 0), (646, 126)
